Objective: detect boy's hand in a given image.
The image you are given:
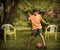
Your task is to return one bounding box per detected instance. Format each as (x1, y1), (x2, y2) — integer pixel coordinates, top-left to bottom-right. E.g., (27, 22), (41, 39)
(46, 23), (50, 25)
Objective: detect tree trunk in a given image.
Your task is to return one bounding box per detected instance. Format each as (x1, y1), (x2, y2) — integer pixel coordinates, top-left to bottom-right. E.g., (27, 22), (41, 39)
(0, 16), (4, 40)
(8, 0), (20, 24)
(0, 0), (8, 40)
(3, 0), (8, 24)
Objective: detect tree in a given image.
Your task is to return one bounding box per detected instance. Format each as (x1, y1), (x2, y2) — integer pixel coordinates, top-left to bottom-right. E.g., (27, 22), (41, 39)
(0, 0), (20, 39)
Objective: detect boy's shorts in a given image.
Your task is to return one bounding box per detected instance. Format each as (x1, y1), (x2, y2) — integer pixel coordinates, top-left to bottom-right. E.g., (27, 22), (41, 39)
(31, 29), (42, 37)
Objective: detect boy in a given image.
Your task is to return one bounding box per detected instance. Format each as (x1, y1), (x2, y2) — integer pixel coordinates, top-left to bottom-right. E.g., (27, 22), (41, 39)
(28, 9), (49, 48)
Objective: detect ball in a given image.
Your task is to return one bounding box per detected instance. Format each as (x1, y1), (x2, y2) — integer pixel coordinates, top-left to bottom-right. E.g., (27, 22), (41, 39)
(36, 43), (42, 49)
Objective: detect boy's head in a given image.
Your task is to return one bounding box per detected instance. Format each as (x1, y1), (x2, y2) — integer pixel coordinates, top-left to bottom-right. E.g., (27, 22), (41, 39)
(32, 9), (39, 16)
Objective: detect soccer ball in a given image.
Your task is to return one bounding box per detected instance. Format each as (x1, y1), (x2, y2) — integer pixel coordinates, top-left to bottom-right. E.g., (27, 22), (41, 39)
(36, 43), (42, 49)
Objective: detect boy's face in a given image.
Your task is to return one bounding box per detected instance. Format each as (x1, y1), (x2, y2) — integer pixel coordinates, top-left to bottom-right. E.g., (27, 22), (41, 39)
(33, 12), (38, 16)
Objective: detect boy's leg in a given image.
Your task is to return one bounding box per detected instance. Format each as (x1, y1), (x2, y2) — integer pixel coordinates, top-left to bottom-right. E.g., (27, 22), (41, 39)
(38, 29), (46, 46)
(39, 33), (46, 46)
(38, 29), (47, 49)
(27, 29), (37, 47)
(27, 36), (35, 47)
(28, 36), (35, 45)
(39, 33), (47, 49)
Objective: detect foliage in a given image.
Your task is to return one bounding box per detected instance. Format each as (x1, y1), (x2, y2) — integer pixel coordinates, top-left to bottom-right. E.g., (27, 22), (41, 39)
(13, 0), (59, 30)
(0, 0), (60, 31)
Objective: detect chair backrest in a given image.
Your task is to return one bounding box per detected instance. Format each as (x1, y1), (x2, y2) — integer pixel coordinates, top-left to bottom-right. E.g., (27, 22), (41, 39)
(46, 25), (58, 33)
(2, 24), (14, 33)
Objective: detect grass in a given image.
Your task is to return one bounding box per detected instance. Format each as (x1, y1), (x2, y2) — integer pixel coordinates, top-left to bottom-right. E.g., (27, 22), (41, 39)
(0, 30), (60, 50)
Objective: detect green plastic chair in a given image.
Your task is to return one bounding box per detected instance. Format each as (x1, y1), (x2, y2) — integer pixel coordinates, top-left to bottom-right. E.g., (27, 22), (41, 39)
(45, 24), (58, 40)
(2, 24), (16, 43)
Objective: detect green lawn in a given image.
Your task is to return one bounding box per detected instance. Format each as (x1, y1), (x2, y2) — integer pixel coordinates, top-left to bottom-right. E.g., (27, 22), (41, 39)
(0, 30), (60, 50)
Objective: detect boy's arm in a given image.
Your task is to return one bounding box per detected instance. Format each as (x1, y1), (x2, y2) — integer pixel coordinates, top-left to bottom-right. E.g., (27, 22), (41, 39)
(39, 15), (49, 25)
(28, 17), (30, 21)
(42, 19), (49, 25)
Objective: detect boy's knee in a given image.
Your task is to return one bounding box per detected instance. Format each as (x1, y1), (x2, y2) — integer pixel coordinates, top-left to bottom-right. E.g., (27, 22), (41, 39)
(39, 33), (44, 37)
(40, 33), (43, 36)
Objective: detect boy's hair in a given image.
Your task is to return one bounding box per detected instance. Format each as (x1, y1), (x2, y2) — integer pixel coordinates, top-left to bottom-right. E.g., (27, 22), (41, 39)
(33, 9), (39, 12)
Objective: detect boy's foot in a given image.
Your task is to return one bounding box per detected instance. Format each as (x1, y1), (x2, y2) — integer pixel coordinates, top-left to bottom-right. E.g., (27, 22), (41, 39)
(43, 46), (47, 49)
(27, 44), (31, 48)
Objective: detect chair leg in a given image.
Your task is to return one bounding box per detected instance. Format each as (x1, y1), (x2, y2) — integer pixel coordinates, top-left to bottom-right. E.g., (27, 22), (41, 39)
(9, 34), (12, 40)
(4, 33), (6, 43)
(45, 32), (47, 40)
(55, 32), (57, 41)
(15, 33), (16, 40)
(48, 33), (49, 40)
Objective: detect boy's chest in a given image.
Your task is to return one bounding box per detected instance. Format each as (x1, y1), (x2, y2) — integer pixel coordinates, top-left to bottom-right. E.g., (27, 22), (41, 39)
(32, 16), (40, 21)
